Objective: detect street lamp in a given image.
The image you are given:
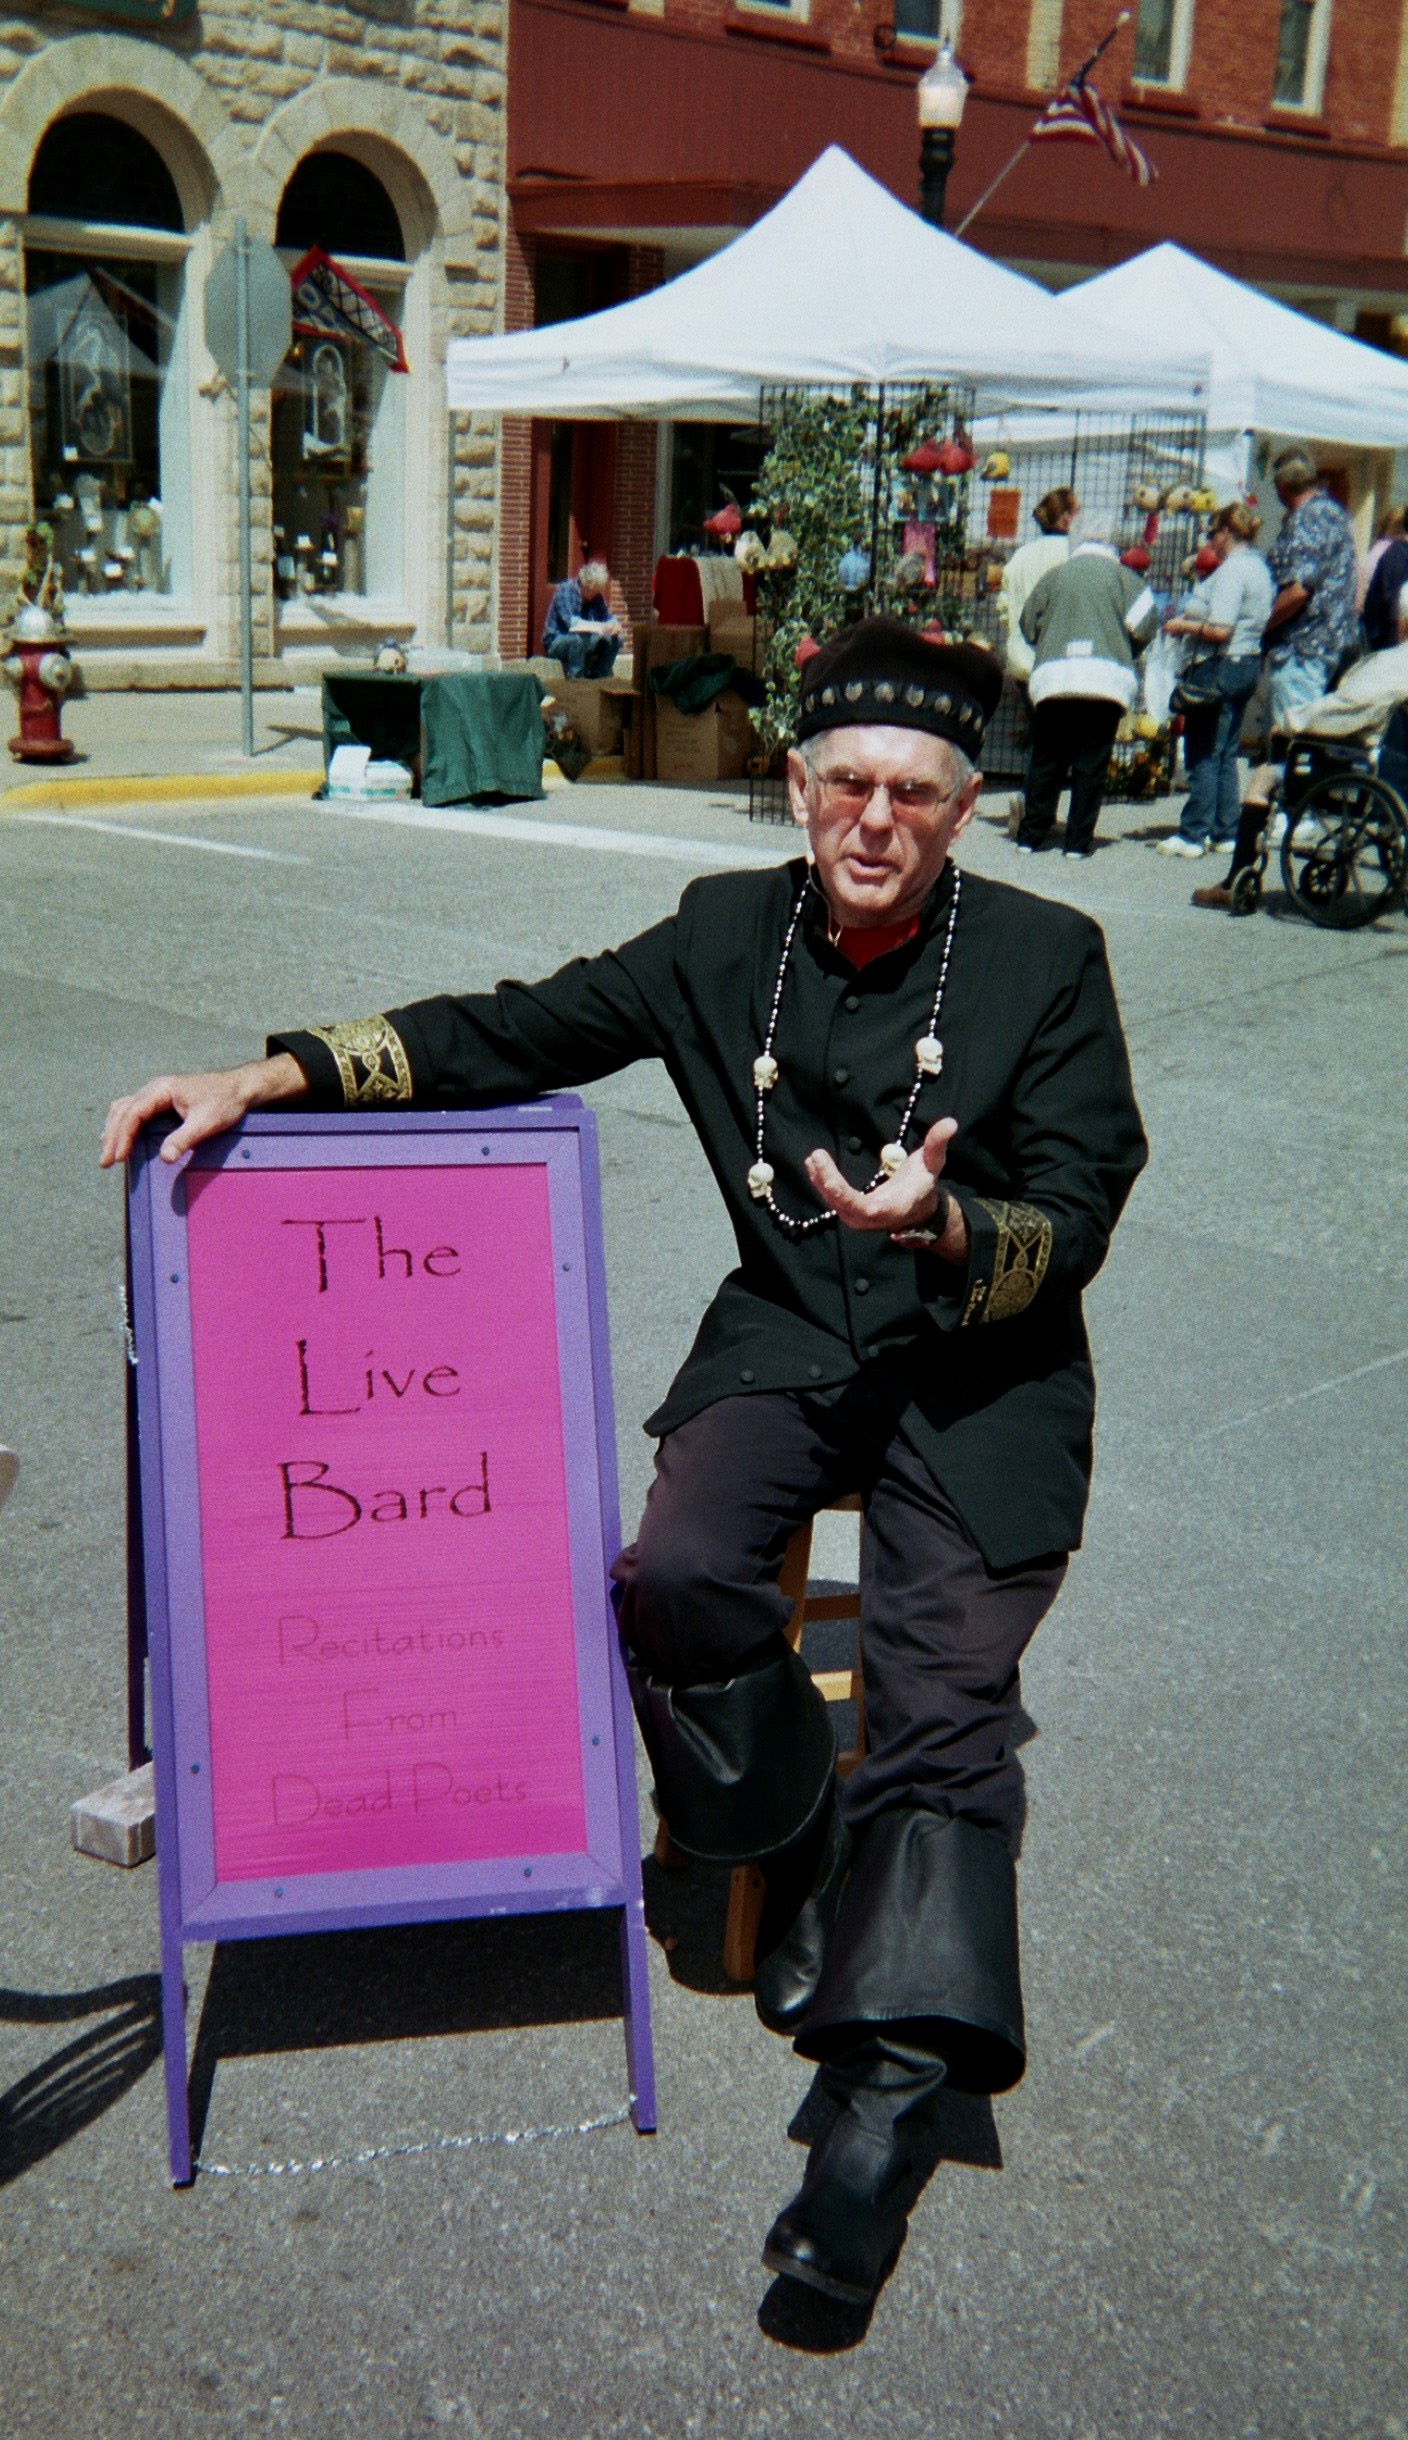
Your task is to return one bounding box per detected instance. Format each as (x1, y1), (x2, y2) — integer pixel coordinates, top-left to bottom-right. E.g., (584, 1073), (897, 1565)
(917, 37), (968, 228)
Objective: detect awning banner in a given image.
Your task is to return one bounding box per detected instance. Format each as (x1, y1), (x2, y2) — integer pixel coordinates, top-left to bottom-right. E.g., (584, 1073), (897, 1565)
(289, 246), (408, 373)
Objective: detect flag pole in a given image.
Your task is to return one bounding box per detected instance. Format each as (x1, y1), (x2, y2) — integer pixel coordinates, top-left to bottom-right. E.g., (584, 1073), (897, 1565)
(953, 8), (1132, 240)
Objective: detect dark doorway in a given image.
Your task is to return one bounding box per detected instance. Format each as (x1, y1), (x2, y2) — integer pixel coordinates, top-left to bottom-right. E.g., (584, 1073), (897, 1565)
(527, 248), (627, 654)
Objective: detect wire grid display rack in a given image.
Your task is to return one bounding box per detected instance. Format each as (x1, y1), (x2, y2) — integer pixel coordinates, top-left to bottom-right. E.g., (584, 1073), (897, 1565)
(744, 400), (1208, 819)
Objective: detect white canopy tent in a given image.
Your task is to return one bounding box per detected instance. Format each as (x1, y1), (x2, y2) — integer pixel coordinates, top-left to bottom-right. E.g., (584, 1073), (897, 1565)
(1076, 243), (1408, 485)
(445, 148), (1210, 420)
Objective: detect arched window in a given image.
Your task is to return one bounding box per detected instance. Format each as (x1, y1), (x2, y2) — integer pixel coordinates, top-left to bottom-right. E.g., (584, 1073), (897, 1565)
(275, 152), (404, 262)
(29, 112), (184, 233)
(25, 112), (192, 603)
(271, 151), (410, 609)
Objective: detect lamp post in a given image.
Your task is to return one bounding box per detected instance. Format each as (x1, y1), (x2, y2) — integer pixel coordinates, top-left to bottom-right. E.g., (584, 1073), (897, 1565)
(917, 38), (968, 228)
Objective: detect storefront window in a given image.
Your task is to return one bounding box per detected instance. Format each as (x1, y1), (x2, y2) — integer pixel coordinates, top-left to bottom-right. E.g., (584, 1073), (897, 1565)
(668, 424), (765, 553)
(271, 153), (408, 606)
(25, 116), (189, 602)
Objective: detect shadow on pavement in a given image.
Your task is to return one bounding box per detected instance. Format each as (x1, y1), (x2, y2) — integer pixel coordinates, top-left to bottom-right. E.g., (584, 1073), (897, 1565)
(640, 1851), (744, 1998)
(757, 2275), (875, 2352)
(0, 1975), (161, 2186)
(186, 1911), (623, 2154)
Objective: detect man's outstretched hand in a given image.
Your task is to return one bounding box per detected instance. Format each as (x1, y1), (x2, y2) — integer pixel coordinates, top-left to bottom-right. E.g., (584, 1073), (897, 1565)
(804, 1117), (969, 1259)
(99, 1053), (308, 1169)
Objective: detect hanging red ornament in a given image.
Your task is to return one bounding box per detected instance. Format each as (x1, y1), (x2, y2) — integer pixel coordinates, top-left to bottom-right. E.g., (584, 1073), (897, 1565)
(901, 440), (945, 475)
(936, 428), (976, 476)
(703, 502), (742, 539)
(794, 635), (820, 668)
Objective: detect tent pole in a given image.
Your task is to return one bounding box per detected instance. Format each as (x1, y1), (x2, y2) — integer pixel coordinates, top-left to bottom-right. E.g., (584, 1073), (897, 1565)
(869, 382), (886, 620)
(444, 407), (457, 650)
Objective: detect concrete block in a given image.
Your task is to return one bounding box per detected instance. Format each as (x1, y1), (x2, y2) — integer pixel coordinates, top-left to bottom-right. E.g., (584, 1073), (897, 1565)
(71, 1762), (156, 1868)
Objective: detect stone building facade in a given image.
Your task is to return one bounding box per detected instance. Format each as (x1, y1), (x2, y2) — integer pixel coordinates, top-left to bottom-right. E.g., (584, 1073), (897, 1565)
(0, 3), (506, 687)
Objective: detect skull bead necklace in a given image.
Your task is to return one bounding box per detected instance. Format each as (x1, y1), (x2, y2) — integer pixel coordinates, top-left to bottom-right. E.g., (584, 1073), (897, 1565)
(747, 871), (962, 1236)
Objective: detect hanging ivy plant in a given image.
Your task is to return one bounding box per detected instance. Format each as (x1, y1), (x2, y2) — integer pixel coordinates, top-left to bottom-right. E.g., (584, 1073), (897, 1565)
(748, 381), (976, 760)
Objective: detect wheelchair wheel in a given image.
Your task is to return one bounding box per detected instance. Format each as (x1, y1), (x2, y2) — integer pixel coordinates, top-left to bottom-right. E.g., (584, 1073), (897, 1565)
(1279, 770), (1408, 928)
(1229, 865), (1262, 917)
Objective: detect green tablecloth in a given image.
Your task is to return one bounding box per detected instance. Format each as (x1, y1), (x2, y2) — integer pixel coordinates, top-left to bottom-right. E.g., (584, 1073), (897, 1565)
(322, 670), (545, 806)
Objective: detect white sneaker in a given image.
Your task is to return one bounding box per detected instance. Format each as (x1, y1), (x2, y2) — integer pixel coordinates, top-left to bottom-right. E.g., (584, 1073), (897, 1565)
(1157, 836), (1205, 858)
(1289, 816), (1327, 849)
(1015, 842), (1036, 854)
(1267, 810), (1288, 846)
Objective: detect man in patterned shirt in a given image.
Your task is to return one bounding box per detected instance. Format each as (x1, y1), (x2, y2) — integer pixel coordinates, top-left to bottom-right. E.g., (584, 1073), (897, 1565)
(1263, 448), (1359, 729)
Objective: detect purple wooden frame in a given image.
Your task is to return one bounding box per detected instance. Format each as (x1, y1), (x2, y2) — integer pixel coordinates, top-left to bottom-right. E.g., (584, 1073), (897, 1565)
(127, 1102), (655, 2184)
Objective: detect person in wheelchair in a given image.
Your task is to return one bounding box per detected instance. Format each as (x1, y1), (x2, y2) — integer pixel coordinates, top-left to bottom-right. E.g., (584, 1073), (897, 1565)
(1193, 637), (1408, 917)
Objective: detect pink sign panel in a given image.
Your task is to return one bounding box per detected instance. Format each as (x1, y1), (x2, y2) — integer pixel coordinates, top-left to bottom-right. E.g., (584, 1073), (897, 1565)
(183, 1163), (586, 1882)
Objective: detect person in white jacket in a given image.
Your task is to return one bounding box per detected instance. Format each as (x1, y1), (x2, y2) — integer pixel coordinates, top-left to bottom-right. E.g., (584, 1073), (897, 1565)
(997, 486), (1078, 685)
(1015, 516), (1160, 858)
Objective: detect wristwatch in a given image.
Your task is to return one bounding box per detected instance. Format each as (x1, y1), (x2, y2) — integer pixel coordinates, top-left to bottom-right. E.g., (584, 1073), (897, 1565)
(890, 1185), (951, 1250)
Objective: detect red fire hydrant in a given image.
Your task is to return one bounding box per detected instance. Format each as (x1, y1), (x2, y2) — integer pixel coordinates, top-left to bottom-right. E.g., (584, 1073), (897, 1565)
(5, 603), (74, 763)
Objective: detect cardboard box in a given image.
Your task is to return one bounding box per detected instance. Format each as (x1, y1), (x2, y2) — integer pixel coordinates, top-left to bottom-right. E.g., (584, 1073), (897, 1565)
(653, 688), (755, 785)
(707, 602), (757, 661)
(538, 675), (627, 757)
(629, 622), (708, 779)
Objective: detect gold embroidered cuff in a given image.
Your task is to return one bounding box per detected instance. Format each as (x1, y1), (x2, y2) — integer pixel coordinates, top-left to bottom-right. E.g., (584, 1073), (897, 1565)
(307, 1015), (413, 1108)
(962, 1198), (1053, 1324)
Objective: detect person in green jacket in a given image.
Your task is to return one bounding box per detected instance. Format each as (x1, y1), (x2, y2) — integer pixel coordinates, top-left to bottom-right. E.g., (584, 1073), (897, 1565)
(1017, 514), (1161, 857)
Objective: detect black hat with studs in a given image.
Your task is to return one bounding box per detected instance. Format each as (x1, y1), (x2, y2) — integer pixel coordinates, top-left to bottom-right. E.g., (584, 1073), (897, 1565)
(795, 615), (1003, 756)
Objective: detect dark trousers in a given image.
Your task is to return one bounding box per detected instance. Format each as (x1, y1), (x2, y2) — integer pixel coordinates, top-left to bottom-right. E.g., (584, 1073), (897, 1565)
(612, 1381), (1066, 1852)
(1017, 697), (1123, 854)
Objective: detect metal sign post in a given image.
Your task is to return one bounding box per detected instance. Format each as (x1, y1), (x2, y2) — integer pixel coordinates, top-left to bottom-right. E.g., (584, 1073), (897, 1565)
(235, 218), (254, 757)
(204, 226), (292, 759)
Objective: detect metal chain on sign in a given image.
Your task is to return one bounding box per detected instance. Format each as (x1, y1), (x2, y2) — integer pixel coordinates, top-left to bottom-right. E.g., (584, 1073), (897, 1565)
(197, 2098), (634, 2181)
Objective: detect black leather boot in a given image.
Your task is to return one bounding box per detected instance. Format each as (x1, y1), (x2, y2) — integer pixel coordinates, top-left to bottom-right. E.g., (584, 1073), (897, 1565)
(752, 1795), (852, 2036)
(763, 2034), (947, 2304)
(795, 1806), (1026, 2094)
(624, 1633), (835, 1866)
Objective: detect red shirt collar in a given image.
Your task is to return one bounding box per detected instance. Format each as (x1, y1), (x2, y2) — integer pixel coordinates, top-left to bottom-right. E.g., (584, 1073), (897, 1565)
(831, 913), (922, 969)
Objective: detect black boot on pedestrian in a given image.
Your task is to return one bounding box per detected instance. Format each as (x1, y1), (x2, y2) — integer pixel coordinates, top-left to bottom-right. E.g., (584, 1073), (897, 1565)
(762, 2039), (945, 2305)
(752, 1794), (851, 2036)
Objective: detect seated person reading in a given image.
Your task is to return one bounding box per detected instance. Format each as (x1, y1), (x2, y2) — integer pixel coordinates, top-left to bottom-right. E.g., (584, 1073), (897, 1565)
(542, 559), (621, 680)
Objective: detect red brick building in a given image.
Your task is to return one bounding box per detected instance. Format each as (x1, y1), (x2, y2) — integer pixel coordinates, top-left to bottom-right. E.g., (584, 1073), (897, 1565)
(500, 0), (1408, 658)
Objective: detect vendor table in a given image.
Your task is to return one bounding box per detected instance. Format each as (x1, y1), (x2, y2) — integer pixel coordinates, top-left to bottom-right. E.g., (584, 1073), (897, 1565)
(322, 669), (545, 805)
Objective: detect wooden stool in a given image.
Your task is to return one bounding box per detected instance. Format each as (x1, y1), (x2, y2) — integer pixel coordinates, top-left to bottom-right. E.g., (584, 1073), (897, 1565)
(651, 1495), (866, 1979)
(650, 1497), (866, 1983)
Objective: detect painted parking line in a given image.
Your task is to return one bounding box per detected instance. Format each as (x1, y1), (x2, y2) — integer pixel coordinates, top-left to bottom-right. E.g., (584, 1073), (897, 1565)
(321, 796), (787, 868)
(10, 813), (309, 864)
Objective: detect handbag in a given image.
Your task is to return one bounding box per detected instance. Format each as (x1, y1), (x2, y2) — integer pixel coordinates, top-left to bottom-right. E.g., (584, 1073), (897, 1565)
(1170, 655), (1227, 715)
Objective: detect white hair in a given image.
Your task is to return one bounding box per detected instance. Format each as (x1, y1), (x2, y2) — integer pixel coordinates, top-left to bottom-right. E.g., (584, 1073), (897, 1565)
(1069, 510), (1114, 548)
(797, 731), (975, 792)
(578, 559), (609, 591)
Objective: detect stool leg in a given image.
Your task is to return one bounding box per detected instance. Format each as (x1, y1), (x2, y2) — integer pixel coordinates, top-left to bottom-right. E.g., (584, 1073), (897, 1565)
(724, 1863), (766, 1983)
(653, 1818), (688, 1871)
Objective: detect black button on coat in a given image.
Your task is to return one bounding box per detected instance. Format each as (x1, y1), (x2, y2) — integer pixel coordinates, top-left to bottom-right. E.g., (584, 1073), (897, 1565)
(274, 859), (1147, 1568)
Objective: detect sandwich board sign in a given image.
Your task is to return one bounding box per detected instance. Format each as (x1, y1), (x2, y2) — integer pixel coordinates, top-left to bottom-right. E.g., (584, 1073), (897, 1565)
(126, 1102), (655, 2183)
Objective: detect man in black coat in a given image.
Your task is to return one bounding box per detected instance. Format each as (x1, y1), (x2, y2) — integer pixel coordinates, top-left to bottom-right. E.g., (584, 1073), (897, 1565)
(102, 619), (1147, 2306)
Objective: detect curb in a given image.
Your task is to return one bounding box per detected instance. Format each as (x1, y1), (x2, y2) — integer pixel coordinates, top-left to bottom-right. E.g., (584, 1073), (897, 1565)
(1, 768), (322, 812)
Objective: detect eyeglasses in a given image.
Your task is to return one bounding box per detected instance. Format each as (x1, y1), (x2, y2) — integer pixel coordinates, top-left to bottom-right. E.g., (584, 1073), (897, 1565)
(813, 771), (954, 819)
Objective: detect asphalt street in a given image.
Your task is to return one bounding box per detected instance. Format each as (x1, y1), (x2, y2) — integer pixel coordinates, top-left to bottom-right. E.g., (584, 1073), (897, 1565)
(1, 770), (1404, 2439)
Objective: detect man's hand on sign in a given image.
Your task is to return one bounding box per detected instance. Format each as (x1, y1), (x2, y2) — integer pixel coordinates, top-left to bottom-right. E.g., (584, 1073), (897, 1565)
(99, 1053), (307, 1168)
(804, 1118), (969, 1260)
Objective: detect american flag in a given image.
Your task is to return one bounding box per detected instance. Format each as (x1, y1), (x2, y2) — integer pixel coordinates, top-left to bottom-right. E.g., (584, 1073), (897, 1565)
(1029, 78), (1158, 187)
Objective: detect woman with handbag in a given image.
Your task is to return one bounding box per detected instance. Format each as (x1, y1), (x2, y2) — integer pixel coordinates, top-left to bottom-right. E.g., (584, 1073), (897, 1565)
(1158, 504), (1274, 859)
